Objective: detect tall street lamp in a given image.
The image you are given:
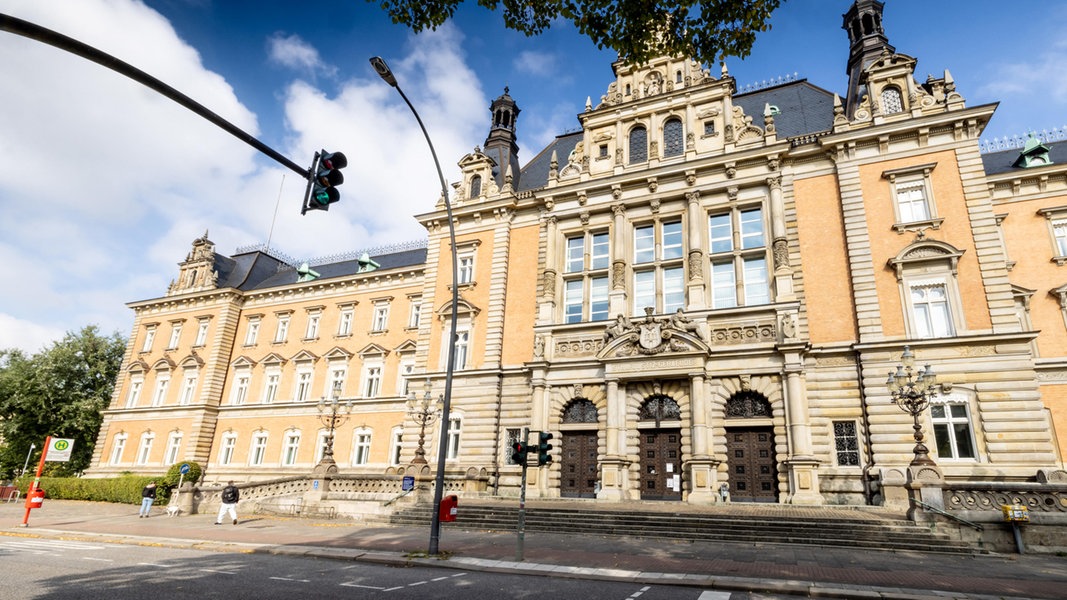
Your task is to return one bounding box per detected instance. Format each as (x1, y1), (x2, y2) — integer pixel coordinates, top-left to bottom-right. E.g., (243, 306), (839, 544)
(886, 346), (938, 467)
(316, 382), (352, 466)
(370, 56), (459, 556)
(407, 378), (442, 465)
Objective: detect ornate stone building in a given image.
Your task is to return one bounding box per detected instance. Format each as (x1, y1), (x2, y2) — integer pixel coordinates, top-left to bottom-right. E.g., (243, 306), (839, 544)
(90, 0), (1066, 506)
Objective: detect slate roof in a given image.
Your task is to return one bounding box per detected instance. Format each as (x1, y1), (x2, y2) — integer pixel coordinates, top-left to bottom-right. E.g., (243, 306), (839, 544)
(982, 140), (1067, 176)
(217, 247), (427, 292)
(518, 131), (582, 192)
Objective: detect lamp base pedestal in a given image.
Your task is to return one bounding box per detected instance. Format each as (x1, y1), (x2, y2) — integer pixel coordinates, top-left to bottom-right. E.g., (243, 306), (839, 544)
(904, 463), (945, 522)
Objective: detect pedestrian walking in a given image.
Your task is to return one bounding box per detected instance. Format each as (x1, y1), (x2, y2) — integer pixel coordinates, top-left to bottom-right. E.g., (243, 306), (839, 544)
(215, 481), (240, 525)
(139, 481), (157, 518)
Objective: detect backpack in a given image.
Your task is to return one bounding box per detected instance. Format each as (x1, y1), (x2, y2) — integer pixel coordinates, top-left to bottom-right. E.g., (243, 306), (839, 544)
(222, 486), (239, 503)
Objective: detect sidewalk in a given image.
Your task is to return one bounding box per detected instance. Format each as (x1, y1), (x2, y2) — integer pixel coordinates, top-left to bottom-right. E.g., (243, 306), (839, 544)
(3, 499), (1065, 599)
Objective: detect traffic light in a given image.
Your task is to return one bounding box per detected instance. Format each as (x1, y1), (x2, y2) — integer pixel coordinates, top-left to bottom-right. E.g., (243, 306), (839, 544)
(536, 431), (554, 466)
(511, 441), (528, 465)
(303, 150), (347, 213)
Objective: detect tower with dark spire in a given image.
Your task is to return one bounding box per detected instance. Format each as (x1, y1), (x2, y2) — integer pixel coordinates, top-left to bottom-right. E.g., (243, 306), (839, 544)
(483, 87), (521, 190)
(842, 0), (895, 116)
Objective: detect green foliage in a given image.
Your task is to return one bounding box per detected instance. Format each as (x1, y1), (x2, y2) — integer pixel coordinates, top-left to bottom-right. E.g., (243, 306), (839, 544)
(15, 475), (167, 504)
(374, 0), (782, 65)
(0, 326), (127, 479)
(161, 461), (202, 488)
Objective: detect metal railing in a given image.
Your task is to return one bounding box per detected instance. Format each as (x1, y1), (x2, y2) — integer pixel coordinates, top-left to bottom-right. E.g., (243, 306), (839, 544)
(911, 498), (984, 531)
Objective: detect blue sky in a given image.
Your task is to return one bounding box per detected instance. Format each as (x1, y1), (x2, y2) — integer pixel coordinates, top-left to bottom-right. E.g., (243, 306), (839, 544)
(1, 0), (1065, 354)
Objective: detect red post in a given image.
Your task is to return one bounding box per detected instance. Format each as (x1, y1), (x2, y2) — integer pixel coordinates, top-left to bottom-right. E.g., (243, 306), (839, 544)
(20, 436), (49, 527)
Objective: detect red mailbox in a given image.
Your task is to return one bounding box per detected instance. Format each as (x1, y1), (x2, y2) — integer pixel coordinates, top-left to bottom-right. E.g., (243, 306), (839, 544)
(439, 494), (458, 522)
(25, 488), (45, 510)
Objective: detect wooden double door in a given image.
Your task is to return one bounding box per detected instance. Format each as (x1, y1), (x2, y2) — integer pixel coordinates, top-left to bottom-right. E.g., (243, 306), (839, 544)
(726, 426), (778, 502)
(639, 428), (683, 500)
(560, 431), (598, 498)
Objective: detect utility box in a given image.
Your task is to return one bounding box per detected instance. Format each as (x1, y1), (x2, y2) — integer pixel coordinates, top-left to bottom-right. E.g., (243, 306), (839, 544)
(439, 495), (458, 522)
(1002, 504), (1029, 522)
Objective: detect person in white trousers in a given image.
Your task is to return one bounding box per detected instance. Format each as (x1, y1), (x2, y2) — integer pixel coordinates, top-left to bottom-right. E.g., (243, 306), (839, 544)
(215, 481), (240, 525)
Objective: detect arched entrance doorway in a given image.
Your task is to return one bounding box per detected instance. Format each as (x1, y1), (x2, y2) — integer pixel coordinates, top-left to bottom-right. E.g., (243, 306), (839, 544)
(639, 394), (682, 501)
(724, 391), (778, 502)
(560, 398), (599, 498)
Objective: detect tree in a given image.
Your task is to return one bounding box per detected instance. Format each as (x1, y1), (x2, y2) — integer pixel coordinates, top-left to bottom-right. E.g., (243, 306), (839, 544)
(375, 0), (782, 66)
(0, 326), (126, 479)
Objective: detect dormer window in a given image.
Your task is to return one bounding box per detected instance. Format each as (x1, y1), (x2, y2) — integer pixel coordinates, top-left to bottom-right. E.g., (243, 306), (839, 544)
(470, 175), (482, 198)
(880, 86), (903, 114)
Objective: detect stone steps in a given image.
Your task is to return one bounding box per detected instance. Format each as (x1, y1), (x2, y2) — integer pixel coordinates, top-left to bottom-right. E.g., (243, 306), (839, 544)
(386, 502), (981, 554)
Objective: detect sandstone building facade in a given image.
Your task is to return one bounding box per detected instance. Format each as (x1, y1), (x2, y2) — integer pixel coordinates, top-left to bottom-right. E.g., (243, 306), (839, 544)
(89, 0), (1067, 506)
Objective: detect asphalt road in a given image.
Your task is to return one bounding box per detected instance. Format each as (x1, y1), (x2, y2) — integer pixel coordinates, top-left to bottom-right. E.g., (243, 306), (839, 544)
(0, 538), (808, 600)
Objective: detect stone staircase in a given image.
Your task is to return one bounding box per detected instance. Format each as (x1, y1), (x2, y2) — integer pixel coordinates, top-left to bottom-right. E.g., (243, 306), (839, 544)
(386, 499), (982, 554)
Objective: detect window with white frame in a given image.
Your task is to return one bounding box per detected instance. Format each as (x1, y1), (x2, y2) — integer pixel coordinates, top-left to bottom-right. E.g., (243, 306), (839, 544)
(909, 281), (954, 338)
(884, 164), (940, 231)
(709, 206), (770, 308)
(249, 432), (268, 466)
(305, 311), (321, 339)
(231, 372), (250, 405)
(633, 220), (685, 315)
(397, 357), (415, 396)
(362, 360), (382, 398)
(167, 322), (183, 349)
(274, 313), (291, 343)
(152, 373), (170, 407)
(832, 421), (861, 466)
(179, 371), (198, 406)
(219, 433), (237, 465)
(441, 313), (473, 371)
(294, 367), (313, 402)
(445, 417), (462, 459)
(109, 433), (127, 465)
(930, 399), (976, 460)
(890, 241), (965, 339)
(338, 306), (354, 336)
(282, 431), (301, 466)
(194, 319), (209, 346)
(1038, 208), (1067, 265)
(1054, 220), (1067, 258)
(125, 376), (143, 408)
(454, 329), (470, 370)
(164, 432), (183, 465)
(352, 429), (372, 465)
(458, 252), (475, 285)
(244, 317), (261, 346)
(327, 366), (347, 398)
(315, 430), (329, 463)
(372, 302), (390, 332)
(390, 427), (403, 466)
(262, 370), (280, 404)
(135, 432), (154, 465)
(407, 296), (422, 329)
(563, 231), (610, 323)
(141, 325), (156, 352)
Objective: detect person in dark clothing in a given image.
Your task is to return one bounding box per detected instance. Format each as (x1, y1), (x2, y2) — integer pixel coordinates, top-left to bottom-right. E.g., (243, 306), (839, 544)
(215, 481), (240, 525)
(139, 482), (157, 518)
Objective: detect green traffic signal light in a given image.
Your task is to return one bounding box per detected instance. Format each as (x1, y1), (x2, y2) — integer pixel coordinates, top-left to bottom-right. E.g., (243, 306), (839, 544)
(537, 431), (554, 466)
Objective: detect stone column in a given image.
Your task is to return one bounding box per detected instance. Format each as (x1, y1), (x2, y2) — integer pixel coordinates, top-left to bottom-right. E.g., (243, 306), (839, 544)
(686, 373), (721, 504)
(768, 176), (794, 300)
(608, 204), (628, 317)
(538, 216), (558, 324)
(685, 191), (707, 309)
(598, 378), (629, 501)
(781, 349), (823, 505)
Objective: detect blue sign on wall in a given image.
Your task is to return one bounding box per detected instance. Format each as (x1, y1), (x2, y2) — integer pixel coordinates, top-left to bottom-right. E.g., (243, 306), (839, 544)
(402, 476), (415, 491)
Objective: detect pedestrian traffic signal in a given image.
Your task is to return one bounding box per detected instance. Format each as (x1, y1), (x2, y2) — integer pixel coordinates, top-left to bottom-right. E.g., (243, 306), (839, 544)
(303, 150), (347, 213)
(536, 431), (554, 466)
(511, 441), (528, 465)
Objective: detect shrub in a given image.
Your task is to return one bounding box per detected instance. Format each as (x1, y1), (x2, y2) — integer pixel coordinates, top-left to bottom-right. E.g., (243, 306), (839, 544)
(160, 461), (202, 490)
(15, 475), (169, 504)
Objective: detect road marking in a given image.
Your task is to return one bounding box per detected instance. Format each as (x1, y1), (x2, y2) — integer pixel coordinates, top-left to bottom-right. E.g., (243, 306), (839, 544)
(339, 583), (386, 590)
(137, 563), (172, 567)
(698, 592), (732, 600)
(200, 569), (236, 575)
(627, 586), (651, 599)
(269, 577), (310, 583)
(82, 557), (114, 562)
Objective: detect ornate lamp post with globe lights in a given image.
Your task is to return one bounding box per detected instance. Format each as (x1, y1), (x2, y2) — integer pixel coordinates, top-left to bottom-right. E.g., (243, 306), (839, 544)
(316, 382), (352, 467)
(886, 346), (938, 467)
(407, 379), (442, 465)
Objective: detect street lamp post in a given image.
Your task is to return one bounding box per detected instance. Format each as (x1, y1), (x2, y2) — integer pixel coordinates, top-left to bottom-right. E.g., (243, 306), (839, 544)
(316, 383), (352, 466)
(21, 443), (36, 478)
(370, 56), (460, 556)
(886, 346), (938, 467)
(407, 379), (442, 465)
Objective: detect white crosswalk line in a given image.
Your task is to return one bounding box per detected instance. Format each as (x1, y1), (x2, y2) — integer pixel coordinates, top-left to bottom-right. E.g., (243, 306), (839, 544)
(697, 592), (733, 600)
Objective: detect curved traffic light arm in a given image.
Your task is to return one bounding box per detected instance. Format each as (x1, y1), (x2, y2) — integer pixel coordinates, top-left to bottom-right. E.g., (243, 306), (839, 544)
(0, 12), (310, 179)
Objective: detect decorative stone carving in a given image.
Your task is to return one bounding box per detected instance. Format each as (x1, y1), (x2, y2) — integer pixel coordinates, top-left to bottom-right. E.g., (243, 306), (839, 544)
(773, 239), (789, 269)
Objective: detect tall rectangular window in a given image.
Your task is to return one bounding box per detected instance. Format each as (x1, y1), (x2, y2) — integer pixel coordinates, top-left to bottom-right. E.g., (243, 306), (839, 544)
(194, 319), (209, 346)
(353, 431), (372, 465)
(245, 318), (260, 345)
(896, 180), (929, 222)
(263, 372), (279, 404)
(832, 421), (860, 466)
(338, 307), (353, 336)
(632, 220), (685, 315)
(305, 313), (320, 339)
(563, 231), (610, 323)
(164, 432), (183, 465)
(709, 207), (769, 309)
(167, 323), (183, 349)
(135, 434), (154, 465)
(152, 375), (170, 407)
(372, 304), (389, 332)
(390, 428), (403, 466)
(141, 326), (156, 352)
(446, 417), (462, 459)
(454, 330), (470, 370)
(328, 368), (347, 397)
(931, 402), (976, 459)
(407, 297), (422, 329)
(398, 359), (415, 396)
(911, 282), (953, 338)
(232, 375), (250, 405)
(125, 378), (143, 408)
(363, 365), (382, 398)
(458, 253), (475, 284)
(1053, 219), (1067, 257)
(219, 434), (237, 465)
(282, 433), (301, 466)
(249, 433), (268, 466)
(110, 434), (127, 465)
(179, 373), (198, 406)
(295, 370), (312, 402)
(274, 314), (290, 343)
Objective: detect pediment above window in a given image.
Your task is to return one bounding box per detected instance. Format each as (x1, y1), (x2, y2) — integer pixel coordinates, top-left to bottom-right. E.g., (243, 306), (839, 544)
(289, 349), (319, 363)
(887, 240), (964, 280)
(357, 343), (389, 358)
(230, 355), (257, 369)
(260, 352), (287, 367)
(322, 346), (354, 361)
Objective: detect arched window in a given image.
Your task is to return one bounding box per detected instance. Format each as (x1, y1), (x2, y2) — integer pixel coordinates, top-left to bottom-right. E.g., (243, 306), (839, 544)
(725, 391), (772, 418)
(881, 86), (903, 114)
(640, 395), (680, 425)
(469, 175), (482, 198)
(629, 126), (648, 164)
(663, 118), (683, 157)
(562, 398), (598, 423)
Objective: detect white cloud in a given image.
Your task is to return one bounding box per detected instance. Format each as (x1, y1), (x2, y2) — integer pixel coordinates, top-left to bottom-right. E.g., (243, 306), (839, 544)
(514, 50), (557, 77)
(0, 314), (66, 356)
(268, 32), (338, 79)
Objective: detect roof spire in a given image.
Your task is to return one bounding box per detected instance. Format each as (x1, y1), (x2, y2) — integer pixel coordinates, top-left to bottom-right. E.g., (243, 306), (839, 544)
(842, 0), (895, 116)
